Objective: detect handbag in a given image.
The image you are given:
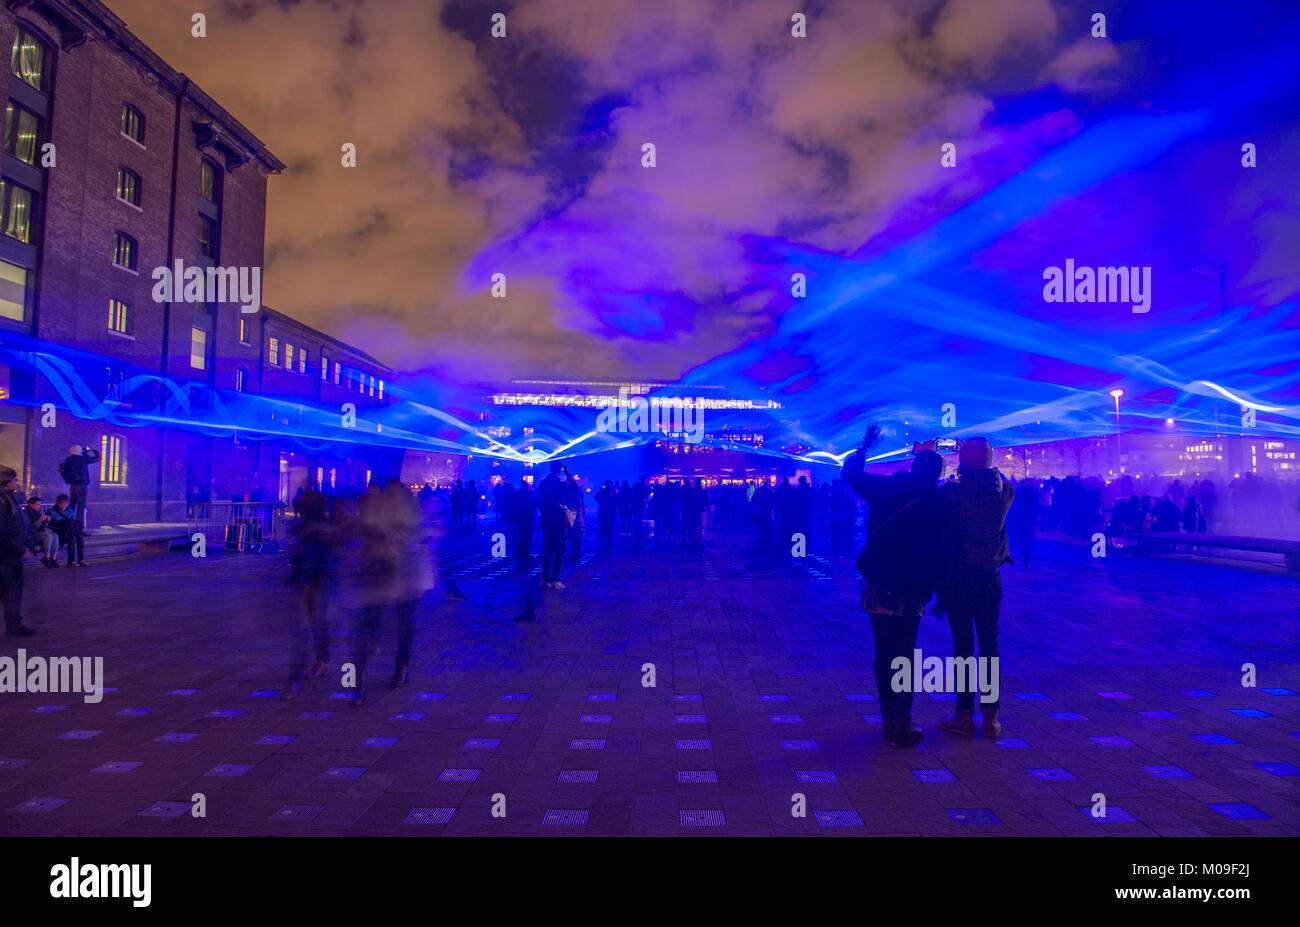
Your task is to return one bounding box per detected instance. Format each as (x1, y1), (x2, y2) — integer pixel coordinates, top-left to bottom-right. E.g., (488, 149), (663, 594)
(562, 506), (577, 528)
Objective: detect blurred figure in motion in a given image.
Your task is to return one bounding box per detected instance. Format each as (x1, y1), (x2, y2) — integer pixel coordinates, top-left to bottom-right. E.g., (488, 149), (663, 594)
(284, 481), (336, 698)
(351, 480), (435, 699)
(567, 472), (585, 561)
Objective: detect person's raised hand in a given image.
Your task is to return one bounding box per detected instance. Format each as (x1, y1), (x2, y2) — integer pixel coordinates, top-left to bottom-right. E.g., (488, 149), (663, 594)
(862, 425), (881, 449)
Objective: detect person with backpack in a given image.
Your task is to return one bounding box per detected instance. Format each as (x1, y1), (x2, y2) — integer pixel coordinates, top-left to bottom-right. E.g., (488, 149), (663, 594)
(59, 445), (100, 527)
(843, 425), (944, 747)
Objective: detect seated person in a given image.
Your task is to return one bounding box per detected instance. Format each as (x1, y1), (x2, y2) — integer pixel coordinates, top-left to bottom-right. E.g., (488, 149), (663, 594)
(48, 494), (86, 567)
(22, 495), (58, 568)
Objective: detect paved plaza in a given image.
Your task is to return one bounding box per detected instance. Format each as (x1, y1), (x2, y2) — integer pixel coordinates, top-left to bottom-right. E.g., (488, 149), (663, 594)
(1, 524), (1297, 837)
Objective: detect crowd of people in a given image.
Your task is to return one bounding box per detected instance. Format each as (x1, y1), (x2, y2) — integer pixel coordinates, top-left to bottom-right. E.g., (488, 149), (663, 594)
(1, 445), (100, 638)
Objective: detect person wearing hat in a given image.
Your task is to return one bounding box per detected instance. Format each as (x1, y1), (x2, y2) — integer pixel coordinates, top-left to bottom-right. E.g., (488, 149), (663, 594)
(59, 443), (100, 528)
(0, 465), (34, 637)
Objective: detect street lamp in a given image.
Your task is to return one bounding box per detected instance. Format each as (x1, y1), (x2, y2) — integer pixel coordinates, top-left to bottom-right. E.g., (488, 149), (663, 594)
(1109, 389), (1124, 473)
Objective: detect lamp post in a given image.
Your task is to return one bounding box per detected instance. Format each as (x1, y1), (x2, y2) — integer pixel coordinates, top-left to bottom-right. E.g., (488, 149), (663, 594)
(1109, 388), (1124, 474)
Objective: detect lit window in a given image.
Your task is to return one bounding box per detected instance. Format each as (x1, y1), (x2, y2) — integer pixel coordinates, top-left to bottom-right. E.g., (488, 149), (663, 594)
(116, 167), (140, 206)
(285, 343), (294, 370)
(369, 375), (374, 396)
(99, 434), (126, 485)
(107, 298), (130, 334)
(299, 350), (307, 375)
(1, 180), (34, 243)
(378, 379), (384, 399)
(321, 354), (329, 380)
(235, 367), (247, 392)
(238, 316), (251, 345)
(268, 336), (279, 366)
(0, 260), (27, 322)
(200, 158), (221, 203)
(333, 361), (341, 385)
(121, 103), (144, 144)
(112, 232), (137, 270)
(190, 327), (207, 370)
(10, 28), (47, 92)
(4, 102), (41, 165)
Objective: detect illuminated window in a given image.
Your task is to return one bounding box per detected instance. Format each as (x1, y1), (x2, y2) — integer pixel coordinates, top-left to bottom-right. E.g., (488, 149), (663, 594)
(238, 316), (251, 345)
(368, 375), (374, 396)
(200, 158), (221, 203)
(120, 103), (144, 144)
(268, 336), (279, 366)
(285, 343), (294, 370)
(378, 379), (384, 399)
(107, 298), (130, 334)
(190, 327), (207, 370)
(112, 231), (137, 270)
(99, 434), (125, 485)
(1, 181), (34, 243)
(10, 28), (48, 92)
(333, 361), (341, 385)
(320, 353), (329, 380)
(316, 467), (323, 486)
(0, 260), (28, 322)
(116, 167), (140, 206)
(329, 468), (336, 489)
(299, 349), (307, 375)
(235, 367), (247, 392)
(4, 102), (41, 165)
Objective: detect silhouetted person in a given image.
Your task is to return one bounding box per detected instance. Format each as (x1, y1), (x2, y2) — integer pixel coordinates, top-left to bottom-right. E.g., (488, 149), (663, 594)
(1008, 478), (1039, 567)
(753, 482), (774, 552)
(567, 474), (585, 561)
(0, 466), (33, 637)
(937, 438), (1014, 739)
(632, 477), (649, 540)
(59, 444), (99, 528)
(596, 480), (617, 552)
(538, 462), (574, 589)
(514, 482), (536, 563)
(844, 426), (943, 747)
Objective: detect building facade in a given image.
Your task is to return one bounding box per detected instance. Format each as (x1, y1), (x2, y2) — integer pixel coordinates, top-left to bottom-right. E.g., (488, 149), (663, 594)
(0, 0), (395, 523)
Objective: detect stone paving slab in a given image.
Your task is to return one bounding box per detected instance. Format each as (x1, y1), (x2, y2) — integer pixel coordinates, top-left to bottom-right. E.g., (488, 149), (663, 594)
(0, 526), (1297, 836)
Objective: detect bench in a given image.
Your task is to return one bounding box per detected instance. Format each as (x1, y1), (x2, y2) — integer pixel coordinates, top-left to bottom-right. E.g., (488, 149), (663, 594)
(1131, 532), (1300, 573)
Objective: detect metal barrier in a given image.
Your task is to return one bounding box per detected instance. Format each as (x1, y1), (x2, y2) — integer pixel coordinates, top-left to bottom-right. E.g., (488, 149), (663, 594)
(187, 502), (287, 553)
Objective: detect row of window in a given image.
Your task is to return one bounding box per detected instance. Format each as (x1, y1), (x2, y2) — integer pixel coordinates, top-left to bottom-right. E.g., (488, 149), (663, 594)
(266, 336), (384, 397)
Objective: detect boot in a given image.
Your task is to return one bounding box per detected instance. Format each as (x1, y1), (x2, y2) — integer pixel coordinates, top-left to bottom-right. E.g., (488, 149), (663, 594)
(389, 665), (409, 688)
(941, 711), (976, 736)
(982, 708), (1002, 739)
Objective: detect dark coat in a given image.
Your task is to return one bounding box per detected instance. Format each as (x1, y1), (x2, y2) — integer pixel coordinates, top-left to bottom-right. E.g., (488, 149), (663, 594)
(842, 450), (940, 606)
(938, 467), (1015, 579)
(0, 490), (27, 561)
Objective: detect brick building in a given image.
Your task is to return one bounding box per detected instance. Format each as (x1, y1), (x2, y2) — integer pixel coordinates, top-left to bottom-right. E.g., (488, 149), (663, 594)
(0, 0), (397, 524)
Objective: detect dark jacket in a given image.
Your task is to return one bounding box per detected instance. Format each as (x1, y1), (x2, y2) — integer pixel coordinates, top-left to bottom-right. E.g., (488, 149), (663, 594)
(842, 449), (940, 605)
(60, 449), (99, 486)
(0, 489), (27, 561)
(48, 504), (83, 540)
(939, 467), (1015, 579)
(538, 473), (575, 532)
